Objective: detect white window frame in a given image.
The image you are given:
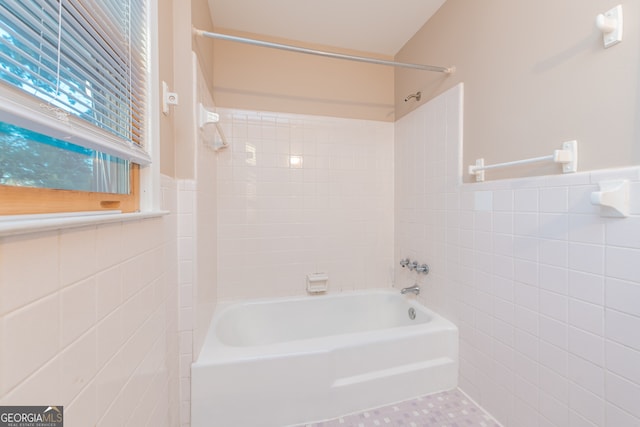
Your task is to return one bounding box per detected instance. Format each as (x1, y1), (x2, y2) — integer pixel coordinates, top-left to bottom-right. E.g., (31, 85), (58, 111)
(0, 0), (164, 235)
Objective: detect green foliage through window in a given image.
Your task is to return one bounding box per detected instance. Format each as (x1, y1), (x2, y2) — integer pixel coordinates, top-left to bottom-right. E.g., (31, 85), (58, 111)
(0, 122), (129, 193)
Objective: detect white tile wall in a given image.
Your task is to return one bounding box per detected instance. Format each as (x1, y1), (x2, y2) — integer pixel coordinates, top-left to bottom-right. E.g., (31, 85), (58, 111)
(215, 108), (394, 300)
(177, 179), (196, 427)
(172, 55), (223, 427)
(0, 175), (180, 427)
(395, 83), (640, 427)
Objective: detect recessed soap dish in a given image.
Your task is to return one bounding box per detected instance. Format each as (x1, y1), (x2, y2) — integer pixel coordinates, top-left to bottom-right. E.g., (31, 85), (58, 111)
(306, 273), (329, 294)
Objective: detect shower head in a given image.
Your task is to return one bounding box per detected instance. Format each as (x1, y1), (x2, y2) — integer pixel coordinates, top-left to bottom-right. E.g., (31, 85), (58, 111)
(404, 91), (422, 102)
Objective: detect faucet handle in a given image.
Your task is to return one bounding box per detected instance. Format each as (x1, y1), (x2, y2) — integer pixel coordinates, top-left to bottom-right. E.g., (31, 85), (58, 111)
(416, 264), (430, 274)
(408, 260), (418, 271)
(399, 258), (410, 268)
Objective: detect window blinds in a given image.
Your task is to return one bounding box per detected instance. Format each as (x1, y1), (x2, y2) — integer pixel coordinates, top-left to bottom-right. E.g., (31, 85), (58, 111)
(0, 0), (150, 165)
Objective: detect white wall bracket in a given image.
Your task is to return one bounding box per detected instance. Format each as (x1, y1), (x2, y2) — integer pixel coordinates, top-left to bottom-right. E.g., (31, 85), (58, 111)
(590, 179), (629, 217)
(198, 103), (220, 129)
(559, 140), (578, 174)
(197, 103), (228, 151)
(162, 81), (179, 115)
(470, 159), (486, 182)
(596, 5), (623, 48)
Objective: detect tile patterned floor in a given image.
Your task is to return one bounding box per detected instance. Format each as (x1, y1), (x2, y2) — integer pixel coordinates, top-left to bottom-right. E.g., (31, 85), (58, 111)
(298, 389), (501, 427)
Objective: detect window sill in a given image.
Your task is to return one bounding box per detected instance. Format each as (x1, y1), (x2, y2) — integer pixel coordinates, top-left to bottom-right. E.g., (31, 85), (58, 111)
(0, 210), (169, 238)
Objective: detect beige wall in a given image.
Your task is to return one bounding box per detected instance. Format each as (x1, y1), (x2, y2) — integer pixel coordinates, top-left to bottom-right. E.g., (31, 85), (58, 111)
(158, 0), (175, 176)
(192, 1), (216, 95)
(167, 0), (216, 180)
(210, 29), (395, 122)
(396, 0), (640, 181)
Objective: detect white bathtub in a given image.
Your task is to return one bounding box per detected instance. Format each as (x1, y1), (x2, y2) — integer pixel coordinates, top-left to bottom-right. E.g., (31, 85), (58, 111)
(191, 290), (458, 427)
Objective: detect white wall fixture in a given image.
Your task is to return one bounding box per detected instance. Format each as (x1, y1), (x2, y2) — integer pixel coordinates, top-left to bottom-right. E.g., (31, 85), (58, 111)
(162, 81), (179, 115)
(596, 5), (623, 48)
(590, 179), (629, 217)
(306, 273), (329, 294)
(198, 103), (220, 129)
(197, 103), (228, 150)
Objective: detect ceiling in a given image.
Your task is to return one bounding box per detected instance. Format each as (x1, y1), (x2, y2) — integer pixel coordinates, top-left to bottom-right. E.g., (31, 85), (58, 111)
(207, 0), (447, 56)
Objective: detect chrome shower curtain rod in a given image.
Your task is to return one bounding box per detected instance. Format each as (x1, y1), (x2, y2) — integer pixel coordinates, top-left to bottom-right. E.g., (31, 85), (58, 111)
(193, 28), (455, 74)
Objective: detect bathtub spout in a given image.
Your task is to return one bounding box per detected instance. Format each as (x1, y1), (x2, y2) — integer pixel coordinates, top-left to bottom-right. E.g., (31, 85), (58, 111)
(401, 284), (420, 295)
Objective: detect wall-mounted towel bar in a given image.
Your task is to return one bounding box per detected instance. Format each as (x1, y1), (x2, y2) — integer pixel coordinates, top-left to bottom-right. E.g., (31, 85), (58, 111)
(193, 28), (455, 74)
(468, 140), (578, 182)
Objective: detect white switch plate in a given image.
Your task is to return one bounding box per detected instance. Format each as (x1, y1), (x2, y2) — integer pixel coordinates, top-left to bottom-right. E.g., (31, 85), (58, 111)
(601, 5), (623, 48)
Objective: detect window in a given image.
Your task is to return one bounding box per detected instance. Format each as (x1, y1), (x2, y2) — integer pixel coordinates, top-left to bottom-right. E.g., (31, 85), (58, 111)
(0, 0), (150, 215)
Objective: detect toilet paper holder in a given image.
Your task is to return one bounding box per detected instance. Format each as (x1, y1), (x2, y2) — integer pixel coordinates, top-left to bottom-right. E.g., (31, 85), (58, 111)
(590, 179), (629, 217)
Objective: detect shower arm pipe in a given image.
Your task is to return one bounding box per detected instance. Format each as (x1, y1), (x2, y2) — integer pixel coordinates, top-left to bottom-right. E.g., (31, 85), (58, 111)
(193, 28), (455, 74)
